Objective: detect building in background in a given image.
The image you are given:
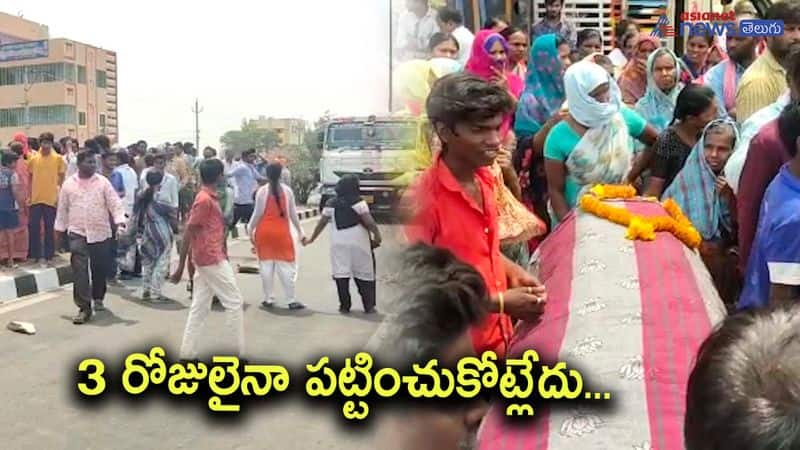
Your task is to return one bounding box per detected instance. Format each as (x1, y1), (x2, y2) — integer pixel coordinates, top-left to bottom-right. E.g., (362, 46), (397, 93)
(247, 116), (306, 146)
(0, 11), (118, 145)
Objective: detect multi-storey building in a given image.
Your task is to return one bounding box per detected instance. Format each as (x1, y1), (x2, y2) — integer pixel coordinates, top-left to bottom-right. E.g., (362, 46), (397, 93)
(0, 12), (118, 145)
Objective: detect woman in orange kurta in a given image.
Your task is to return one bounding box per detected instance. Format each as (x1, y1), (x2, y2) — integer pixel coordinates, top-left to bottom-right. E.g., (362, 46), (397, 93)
(1, 141), (30, 262)
(247, 163), (306, 310)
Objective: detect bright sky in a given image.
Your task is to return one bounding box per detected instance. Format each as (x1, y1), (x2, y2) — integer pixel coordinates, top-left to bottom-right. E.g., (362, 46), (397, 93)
(6, 0), (391, 146)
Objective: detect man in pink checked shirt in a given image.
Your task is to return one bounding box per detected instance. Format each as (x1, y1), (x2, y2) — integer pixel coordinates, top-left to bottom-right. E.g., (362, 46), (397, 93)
(55, 151), (127, 325)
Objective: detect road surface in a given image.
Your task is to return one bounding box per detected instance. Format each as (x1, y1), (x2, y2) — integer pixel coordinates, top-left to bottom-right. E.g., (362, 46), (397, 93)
(0, 219), (404, 450)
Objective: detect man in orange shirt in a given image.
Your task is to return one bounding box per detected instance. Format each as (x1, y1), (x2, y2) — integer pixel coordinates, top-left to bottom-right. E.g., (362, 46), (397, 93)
(171, 158), (245, 360)
(405, 73), (547, 358)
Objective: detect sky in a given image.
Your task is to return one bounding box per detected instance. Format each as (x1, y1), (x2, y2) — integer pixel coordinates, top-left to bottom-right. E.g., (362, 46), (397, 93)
(4, 0), (392, 146)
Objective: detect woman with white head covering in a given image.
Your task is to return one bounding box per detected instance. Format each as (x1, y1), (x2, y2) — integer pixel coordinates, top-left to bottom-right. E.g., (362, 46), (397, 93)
(544, 59), (658, 225)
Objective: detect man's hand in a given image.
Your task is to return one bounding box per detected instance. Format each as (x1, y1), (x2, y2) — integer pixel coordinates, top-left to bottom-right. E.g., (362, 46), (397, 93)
(500, 287), (546, 322)
(496, 146), (513, 169)
(506, 261), (545, 292)
(169, 264), (185, 284)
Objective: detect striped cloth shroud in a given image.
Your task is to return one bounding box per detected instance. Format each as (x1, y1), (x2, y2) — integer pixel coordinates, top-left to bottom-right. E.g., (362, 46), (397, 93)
(477, 200), (727, 450)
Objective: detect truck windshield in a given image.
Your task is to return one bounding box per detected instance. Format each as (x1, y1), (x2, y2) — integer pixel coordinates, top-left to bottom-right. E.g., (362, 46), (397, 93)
(325, 121), (416, 150)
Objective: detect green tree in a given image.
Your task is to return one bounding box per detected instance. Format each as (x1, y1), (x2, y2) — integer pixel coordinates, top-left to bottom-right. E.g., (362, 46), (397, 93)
(220, 121), (279, 156)
(285, 145), (318, 204)
(288, 113), (330, 204)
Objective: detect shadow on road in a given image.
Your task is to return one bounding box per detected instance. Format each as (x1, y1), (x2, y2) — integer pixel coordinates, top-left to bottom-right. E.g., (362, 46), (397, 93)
(59, 310), (139, 327)
(257, 303), (315, 317)
(108, 285), (189, 312)
(211, 302), (253, 313)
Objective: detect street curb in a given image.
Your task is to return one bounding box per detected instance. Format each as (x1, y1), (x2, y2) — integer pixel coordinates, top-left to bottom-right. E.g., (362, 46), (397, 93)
(0, 264), (72, 306)
(0, 209), (320, 305)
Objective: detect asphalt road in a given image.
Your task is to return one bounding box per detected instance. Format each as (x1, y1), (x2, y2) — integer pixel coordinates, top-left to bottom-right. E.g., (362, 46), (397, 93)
(0, 219), (404, 450)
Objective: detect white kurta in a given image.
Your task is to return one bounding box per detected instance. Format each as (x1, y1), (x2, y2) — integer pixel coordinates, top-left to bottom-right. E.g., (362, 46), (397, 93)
(322, 200), (375, 281)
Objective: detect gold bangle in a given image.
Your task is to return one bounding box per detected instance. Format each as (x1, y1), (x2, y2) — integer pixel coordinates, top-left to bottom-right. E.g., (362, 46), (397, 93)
(498, 291), (504, 315)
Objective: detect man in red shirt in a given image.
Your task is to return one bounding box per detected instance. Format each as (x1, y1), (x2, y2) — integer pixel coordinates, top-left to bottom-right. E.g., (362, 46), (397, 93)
(404, 73), (547, 358)
(171, 158), (245, 359)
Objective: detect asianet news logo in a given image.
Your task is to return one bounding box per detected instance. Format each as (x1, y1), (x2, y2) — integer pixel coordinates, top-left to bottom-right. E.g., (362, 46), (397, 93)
(651, 13), (783, 38)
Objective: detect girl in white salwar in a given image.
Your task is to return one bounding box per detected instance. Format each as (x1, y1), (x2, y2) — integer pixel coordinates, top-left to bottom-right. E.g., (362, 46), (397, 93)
(247, 164), (306, 310)
(304, 175), (382, 314)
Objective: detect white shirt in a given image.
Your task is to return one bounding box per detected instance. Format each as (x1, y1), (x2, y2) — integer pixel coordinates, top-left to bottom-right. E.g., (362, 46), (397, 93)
(452, 26), (474, 67)
(114, 165), (139, 214)
(63, 152), (78, 178)
(395, 8), (439, 62)
(139, 168), (180, 209)
(725, 91), (791, 195)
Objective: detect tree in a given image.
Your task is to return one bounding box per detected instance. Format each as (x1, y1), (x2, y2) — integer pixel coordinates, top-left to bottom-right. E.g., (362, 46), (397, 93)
(287, 113), (330, 204)
(220, 122), (279, 156)
(285, 145), (318, 204)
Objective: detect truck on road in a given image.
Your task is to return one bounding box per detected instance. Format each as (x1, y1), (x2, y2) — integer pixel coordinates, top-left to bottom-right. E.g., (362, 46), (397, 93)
(319, 115), (431, 217)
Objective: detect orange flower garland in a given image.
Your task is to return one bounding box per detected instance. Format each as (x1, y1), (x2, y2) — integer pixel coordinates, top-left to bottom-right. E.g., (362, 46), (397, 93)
(579, 184), (702, 249)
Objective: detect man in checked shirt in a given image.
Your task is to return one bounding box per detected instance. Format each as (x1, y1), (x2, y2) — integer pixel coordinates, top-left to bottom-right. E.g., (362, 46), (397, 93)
(55, 151), (127, 324)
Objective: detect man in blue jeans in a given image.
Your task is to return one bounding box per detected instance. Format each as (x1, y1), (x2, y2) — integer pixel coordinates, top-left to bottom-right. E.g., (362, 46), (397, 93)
(28, 132), (66, 267)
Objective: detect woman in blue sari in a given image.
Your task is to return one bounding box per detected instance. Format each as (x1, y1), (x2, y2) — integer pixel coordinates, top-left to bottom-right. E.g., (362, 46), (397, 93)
(662, 118), (739, 307)
(514, 33), (571, 138)
(136, 171), (177, 302)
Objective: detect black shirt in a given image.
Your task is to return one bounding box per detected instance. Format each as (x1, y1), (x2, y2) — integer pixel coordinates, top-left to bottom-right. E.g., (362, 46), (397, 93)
(650, 127), (694, 191)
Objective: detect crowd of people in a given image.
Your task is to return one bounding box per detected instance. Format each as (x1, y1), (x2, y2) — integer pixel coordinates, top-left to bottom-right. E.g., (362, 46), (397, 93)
(394, 0), (800, 311)
(2, 126), (387, 362)
(390, 0), (800, 448)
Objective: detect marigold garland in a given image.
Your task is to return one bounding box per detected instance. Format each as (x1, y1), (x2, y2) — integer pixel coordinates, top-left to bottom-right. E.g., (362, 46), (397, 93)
(579, 184), (702, 249)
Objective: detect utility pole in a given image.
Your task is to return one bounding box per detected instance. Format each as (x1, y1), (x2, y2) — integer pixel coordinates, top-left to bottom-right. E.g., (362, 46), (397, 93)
(192, 98), (203, 151)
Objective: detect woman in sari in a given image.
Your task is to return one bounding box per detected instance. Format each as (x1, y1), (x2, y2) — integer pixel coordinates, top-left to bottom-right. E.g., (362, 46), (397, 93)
(545, 60), (659, 225)
(635, 47), (684, 133)
(576, 29), (603, 59)
(500, 26), (529, 79)
(631, 47), (684, 166)
(427, 32), (460, 60)
(618, 34), (662, 106)
(1, 141), (30, 263)
(136, 171), (177, 302)
(662, 119), (739, 308)
(683, 35), (716, 79)
(11, 132), (31, 159)
(514, 33), (572, 230)
(465, 29), (525, 102)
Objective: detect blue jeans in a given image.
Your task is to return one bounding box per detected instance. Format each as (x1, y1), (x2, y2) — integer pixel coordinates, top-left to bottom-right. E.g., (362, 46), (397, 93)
(29, 204), (56, 260)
